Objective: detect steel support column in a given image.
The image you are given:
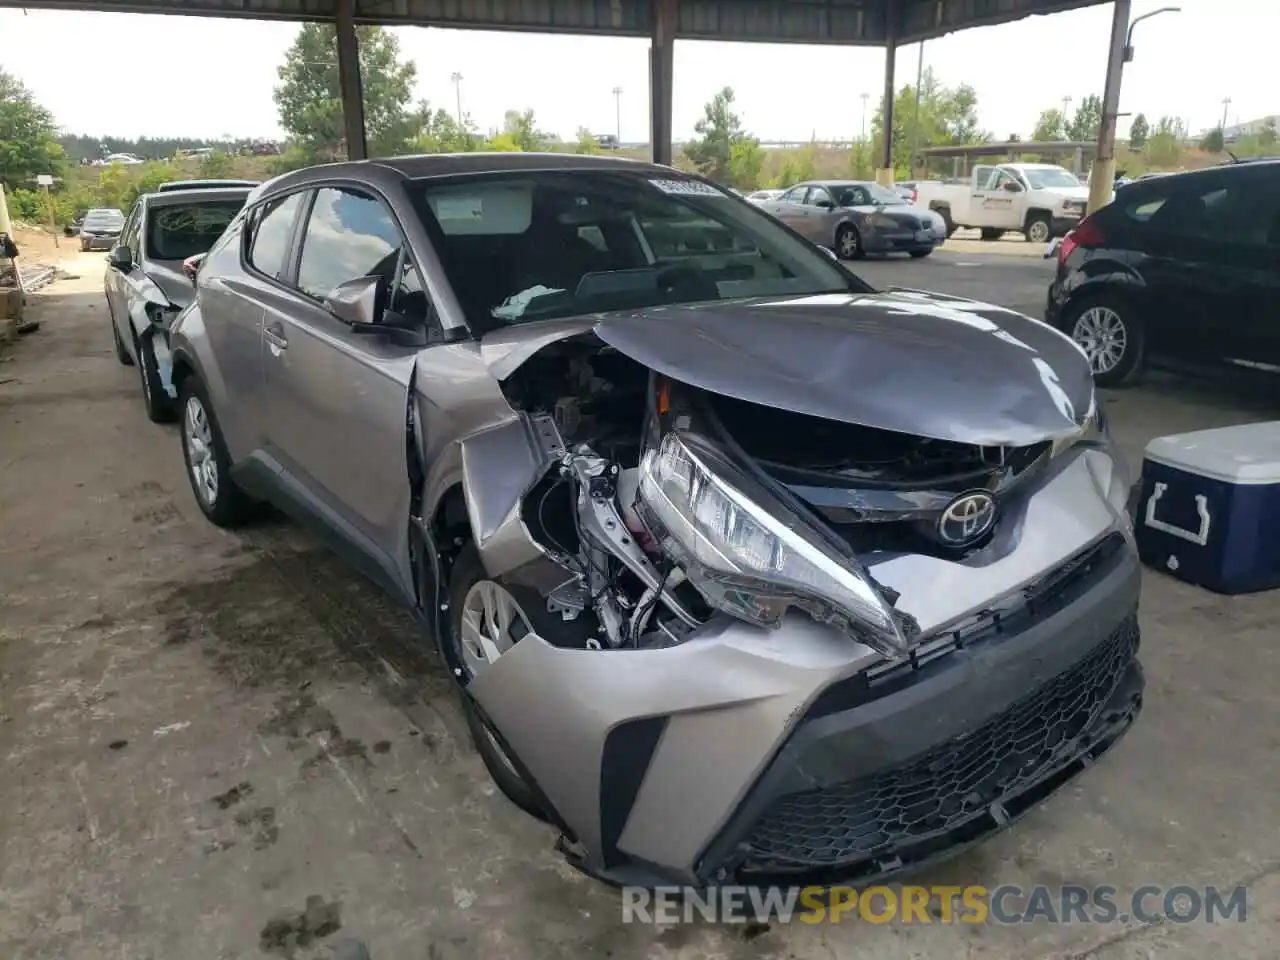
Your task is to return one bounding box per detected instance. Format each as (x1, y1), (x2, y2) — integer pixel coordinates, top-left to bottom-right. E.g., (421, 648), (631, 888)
(336, 0), (368, 161)
(649, 0), (676, 166)
(876, 4), (898, 186)
(1088, 0), (1131, 214)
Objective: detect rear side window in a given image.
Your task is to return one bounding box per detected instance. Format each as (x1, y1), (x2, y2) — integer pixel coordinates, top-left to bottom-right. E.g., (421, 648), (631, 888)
(146, 200), (244, 262)
(295, 187), (403, 300)
(1148, 177), (1260, 243)
(247, 192), (305, 280)
(1123, 196), (1167, 222)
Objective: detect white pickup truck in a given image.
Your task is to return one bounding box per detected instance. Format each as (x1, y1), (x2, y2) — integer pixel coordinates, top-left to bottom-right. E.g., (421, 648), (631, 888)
(914, 162), (1090, 244)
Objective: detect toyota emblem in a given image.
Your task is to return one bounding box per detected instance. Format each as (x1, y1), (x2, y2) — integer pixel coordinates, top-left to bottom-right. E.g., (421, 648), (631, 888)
(937, 490), (997, 546)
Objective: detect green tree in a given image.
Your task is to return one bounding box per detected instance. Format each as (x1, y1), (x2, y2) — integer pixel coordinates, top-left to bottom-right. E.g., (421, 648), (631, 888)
(1128, 113), (1149, 149)
(1144, 116), (1184, 167)
(502, 109), (547, 151)
(1032, 108), (1066, 142)
(418, 108), (478, 152)
(575, 126), (601, 155)
(683, 87), (763, 185)
(484, 131), (524, 152)
(1199, 126), (1225, 153)
(0, 68), (66, 190)
(1066, 94), (1103, 141)
(273, 23), (425, 159)
(870, 68), (986, 176)
(1259, 117), (1278, 148)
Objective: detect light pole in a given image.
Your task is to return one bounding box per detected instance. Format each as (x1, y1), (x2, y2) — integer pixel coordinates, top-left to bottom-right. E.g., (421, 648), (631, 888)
(1220, 97), (1231, 131)
(859, 92), (870, 142)
(450, 72), (463, 126)
(1061, 95), (1073, 136)
(612, 86), (623, 147)
(908, 42), (925, 178)
(1089, 3), (1180, 214)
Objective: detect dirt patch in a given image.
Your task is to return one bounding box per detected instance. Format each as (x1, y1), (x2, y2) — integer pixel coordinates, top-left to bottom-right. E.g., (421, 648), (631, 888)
(259, 894), (342, 958)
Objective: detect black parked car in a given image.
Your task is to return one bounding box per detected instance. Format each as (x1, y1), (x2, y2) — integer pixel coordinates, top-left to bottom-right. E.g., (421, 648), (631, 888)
(1046, 158), (1280, 386)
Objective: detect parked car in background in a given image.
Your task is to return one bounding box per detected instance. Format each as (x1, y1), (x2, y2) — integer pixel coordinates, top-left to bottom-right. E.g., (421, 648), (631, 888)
(1046, 159), (1280, 386)
(755, 180), (947, 258)
(79, 208), (125, 251)
(893, 180), (920, 202)
(916, 163), (1089, 243)
(746, 188), (783, 204)
(104, 184), (254, 421)
(166, 154), (1141, 890)
(95, 153), (145, 166)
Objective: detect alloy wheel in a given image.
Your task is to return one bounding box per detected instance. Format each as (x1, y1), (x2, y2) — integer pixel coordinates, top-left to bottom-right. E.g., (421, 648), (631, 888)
(184, 395), (219, 506)
(1028, 220), (1051, 244)
(1071, 305), (1128, 375)
(838, 228), (859, 258)
(459, 579), (533, 679)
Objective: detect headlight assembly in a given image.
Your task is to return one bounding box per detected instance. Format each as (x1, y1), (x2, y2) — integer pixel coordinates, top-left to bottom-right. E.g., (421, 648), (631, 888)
(869, 214), (901, 230)
(636, 430), (910, 657)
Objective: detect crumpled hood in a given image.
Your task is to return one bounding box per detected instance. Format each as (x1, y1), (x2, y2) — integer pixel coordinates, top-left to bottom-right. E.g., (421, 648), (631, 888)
(482, 289), (1095, 447)
(594, 290), (1094, 447)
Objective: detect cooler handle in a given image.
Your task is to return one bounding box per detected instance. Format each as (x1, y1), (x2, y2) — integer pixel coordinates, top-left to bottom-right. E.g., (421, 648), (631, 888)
(1144, 482), (1211, 546)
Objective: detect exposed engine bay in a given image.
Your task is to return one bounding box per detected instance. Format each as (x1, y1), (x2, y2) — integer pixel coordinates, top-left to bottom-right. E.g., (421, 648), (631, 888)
(493, 333), (1059, 657)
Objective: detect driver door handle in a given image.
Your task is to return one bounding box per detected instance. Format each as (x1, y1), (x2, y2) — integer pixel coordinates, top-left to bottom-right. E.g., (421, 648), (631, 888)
(264, 321), (288, 350)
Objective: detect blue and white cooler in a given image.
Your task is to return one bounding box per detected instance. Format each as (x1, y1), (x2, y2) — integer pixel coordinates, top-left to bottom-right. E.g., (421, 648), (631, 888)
(1135, 422), (1280, 594)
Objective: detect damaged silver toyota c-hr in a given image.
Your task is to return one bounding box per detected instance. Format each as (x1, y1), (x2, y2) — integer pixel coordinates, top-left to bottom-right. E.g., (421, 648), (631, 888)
(168, 153), (1144, 888)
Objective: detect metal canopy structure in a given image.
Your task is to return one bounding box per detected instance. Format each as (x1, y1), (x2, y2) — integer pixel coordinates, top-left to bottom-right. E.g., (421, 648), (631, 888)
(3, 0), (1111, 171)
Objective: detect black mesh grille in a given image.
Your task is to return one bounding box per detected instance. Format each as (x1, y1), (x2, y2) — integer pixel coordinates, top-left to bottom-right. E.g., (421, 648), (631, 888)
(739, 615), (1139, 873)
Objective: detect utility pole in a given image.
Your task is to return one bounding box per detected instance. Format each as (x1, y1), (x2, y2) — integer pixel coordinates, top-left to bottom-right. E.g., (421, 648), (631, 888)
(1220, 97), (1231, 130)
(1087, 0), (1131, 215)
(909, 42), (925, 178)
(451, 72), (464, 126)
(860, 92), (870, 141)
(612, 86), (623, 147)
(1061, 95), (1073, 136)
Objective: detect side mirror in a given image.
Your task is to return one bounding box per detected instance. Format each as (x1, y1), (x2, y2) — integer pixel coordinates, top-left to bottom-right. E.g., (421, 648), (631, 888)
(106, 244), (132, 272)
(323, 275), (384, 328)
(815, 200), (834, 210)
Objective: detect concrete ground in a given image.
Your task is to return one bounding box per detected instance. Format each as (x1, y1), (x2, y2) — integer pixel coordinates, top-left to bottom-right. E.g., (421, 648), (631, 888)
(1, 250), (1278, 960)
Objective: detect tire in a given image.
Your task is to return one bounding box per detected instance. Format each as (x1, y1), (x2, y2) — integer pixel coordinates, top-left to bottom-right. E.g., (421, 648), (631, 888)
(1061, 293), (1145, 387)
(80, 240), (89, 252)
(137, 333), (175, 423)
(445, 543), (551, 823)
(980, 228), (1003, 241)
(178, 375), (256, 527)
(110, 312), (133, 366)
(835, 224), (863, 260)
(932, 206), (956, 238)
(1025, 214), (1052, 244)
(909, 249), (933, 259)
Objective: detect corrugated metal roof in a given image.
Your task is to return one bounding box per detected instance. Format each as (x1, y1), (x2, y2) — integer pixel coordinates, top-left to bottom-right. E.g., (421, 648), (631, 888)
(1, 0), (1107, 44)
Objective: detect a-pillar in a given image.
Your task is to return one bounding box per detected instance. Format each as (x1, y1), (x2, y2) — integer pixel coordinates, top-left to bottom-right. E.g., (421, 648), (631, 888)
(649, 0), (677, 166)
(336, 0), (368, 161)
(875, 6), (897, 187)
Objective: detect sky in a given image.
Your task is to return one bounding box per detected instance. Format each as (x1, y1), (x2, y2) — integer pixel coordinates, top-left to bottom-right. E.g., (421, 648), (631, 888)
(0, 0), (1274, 144)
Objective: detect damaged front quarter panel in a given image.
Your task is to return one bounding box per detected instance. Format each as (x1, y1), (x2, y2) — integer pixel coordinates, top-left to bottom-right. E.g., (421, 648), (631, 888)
(125, 276), (182, 398)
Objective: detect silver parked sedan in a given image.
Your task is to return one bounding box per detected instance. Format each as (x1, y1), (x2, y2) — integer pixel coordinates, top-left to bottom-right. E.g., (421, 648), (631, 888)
(167, 153), (1142, 890)
(759, 180), (947, 259)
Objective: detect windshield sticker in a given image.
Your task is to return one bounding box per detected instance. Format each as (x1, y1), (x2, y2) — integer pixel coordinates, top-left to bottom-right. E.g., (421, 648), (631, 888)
(434, 197), (484, 221)
(648, 178), (724, 197)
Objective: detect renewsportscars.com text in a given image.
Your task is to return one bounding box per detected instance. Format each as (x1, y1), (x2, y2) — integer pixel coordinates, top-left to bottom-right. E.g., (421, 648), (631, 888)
(621, 884), (1248, 926)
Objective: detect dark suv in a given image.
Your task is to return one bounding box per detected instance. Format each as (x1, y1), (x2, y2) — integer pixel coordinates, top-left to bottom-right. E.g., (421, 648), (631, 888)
(1046, 158), (1280, 386)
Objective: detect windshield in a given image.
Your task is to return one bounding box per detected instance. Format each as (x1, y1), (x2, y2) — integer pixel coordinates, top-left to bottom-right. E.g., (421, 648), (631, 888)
(84, 210), (124, 227)
(864, 182), (906, 204)
(1024, 167), (1082, 189)
(146, 199), (244, 261)
(410, 170), (864, 332)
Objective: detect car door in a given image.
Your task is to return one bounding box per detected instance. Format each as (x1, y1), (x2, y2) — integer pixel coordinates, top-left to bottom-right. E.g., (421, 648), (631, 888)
(1133, 171), (1267, 368)
(974, 167), (1025, 230)
(205, 190), (308, 462)
(105, 202), (141, 347)
(767, 185), (812, 229)
(803, 185), (839, 243)
(260, 184), (427, 599)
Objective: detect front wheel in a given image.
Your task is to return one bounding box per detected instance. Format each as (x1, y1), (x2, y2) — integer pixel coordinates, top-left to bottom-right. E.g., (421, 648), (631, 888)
(446, 543), (552, 822)
(1025, 215), (1052, 244)
(1064, 295), (1144, 387)
(178, 376), (256, 527)
(835, 224), (863, 260)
